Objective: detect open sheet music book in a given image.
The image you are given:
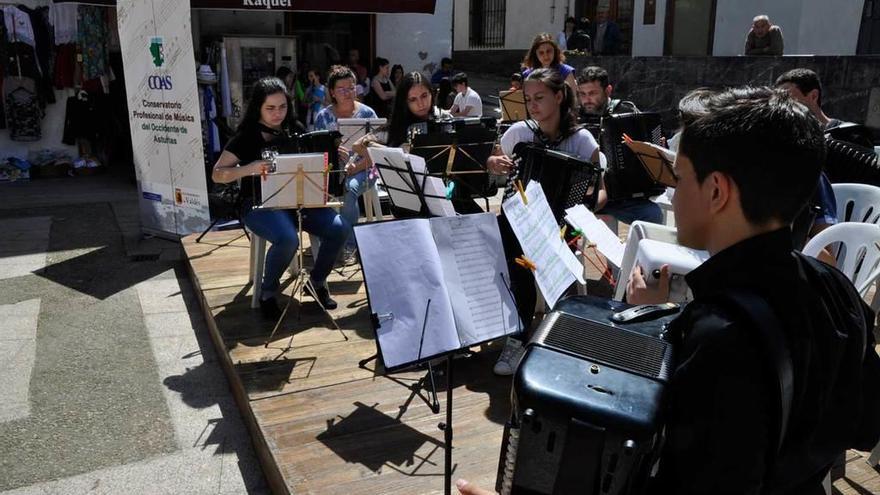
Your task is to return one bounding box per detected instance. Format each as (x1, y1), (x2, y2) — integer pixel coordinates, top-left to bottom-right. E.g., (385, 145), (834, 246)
(354, 213), (518, 370)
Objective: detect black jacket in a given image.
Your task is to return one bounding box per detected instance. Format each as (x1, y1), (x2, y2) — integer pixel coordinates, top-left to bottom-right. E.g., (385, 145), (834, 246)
(652, 228), (880, 494)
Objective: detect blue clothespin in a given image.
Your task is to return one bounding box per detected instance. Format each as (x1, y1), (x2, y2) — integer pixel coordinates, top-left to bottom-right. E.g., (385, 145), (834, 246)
(445, 181), (456, 199)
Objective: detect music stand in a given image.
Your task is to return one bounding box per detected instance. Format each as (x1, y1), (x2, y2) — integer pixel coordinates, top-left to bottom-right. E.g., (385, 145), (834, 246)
(256, 151), (343, 348)
(367, 147), (454, 217)
(409, 126), (497, 207)
(499, 89), (527, 121)
(336, 118), (387, 149)
(354, 212), (519, 495)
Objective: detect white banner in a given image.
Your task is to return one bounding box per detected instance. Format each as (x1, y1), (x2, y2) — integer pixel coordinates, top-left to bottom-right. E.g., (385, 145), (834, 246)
(118, 0), (210, 238)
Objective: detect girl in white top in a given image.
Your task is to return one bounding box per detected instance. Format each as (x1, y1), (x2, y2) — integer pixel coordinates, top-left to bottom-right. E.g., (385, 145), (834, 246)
(487, 67), (607, 377)
(488, 68), (607, 210)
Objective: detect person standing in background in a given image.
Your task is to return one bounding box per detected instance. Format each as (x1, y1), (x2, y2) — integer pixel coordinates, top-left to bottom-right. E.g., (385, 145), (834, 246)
(557, 17), (576, 51)
(591, 9), (621, 55)
(368, 57), (395, 118)
(390, 64), (404, 88)
(305, 68), (326, 130)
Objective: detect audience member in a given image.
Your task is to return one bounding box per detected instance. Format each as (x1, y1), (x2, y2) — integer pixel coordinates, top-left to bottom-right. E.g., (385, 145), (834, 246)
(304, 68), (326, 130)
(347, 48), (369, 84)
(590, 9), (621, 55)
(390, 64), (404, 88)
(557, 17), (576, 51)
(450, 72), (483, 118)
(431, 57), (454, 86)
(368, 57), (395, 118)
(744, 15), (784, 56)
(509, 72), (523, 91)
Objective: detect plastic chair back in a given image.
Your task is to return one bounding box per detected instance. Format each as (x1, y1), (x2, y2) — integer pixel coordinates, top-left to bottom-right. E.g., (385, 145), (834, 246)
(832, 183), (880, 224)
(802, 222), (880, 296)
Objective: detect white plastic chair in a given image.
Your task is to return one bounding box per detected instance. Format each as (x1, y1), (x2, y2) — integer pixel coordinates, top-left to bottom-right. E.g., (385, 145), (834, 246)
(832, 183), (880, 224)
(613, 221), (679, 301)
(802, 222), (880, 299)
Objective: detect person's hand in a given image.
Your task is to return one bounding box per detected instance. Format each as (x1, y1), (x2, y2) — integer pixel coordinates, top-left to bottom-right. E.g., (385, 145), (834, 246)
(248, 160), (271, 177)
(344, 161), (358, 176)
(455, 479), (496, 495)
(626, 265), (671, 305)
(338, 145), (350, 164)
(487, 155), (514, 175)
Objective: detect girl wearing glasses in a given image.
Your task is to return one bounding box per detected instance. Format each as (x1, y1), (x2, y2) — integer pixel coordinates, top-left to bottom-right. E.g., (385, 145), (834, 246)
(313, 66), (379, 255)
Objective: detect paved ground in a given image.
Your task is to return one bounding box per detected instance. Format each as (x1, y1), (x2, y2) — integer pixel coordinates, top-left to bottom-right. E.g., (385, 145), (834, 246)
(0, 175), (267, 494)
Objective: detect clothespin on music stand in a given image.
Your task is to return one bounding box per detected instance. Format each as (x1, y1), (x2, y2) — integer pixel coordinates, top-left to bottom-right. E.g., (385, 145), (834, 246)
(515, 179), (528, 205)
(445, 181), (456, 200)
(515, 255), (537, 271)
(559, 225), (567, 239)
(622, 133), (634, 144)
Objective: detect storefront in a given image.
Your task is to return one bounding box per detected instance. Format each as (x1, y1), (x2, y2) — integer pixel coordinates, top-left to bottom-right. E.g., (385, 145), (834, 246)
(0, 0), (442, 237)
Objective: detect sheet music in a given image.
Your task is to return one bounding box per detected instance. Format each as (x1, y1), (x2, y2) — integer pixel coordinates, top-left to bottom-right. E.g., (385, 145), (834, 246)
(408, 154), (456, 217)
(354, 219), (460, 369)
(502, 181), (585, 310)
(260, 153), (328, 209)
(564, 204), (626, 268)
(431, 213), (519, 345)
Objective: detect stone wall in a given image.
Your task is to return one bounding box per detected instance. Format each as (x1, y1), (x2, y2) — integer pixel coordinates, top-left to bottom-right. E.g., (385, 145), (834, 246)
(453, 52), (880, 133)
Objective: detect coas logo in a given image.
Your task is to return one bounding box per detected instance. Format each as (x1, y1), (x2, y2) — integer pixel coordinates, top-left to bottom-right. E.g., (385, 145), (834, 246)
(148, 75), (173, 90)
(147, 36), (172, 90)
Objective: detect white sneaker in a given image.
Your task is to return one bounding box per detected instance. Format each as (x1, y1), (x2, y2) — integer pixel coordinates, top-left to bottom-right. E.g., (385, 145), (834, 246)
(493, 338), (525, 376)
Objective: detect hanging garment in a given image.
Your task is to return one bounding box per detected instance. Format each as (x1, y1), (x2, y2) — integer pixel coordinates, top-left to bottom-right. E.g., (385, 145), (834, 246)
(4, 76), (41, 141)
(53, 43), (75, 89)
(0, 10), (7, 130)
(76, 6), (107, 81)
(49, 3), (77, 45)
(19, 6), (53, 103)
(204, 86), (220, 154)
(3, 7), (35, 47)
(62, 91), (98, 145)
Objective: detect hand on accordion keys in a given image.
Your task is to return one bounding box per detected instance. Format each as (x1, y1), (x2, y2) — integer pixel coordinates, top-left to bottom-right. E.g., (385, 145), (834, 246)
(627, 264), (671, 305)
(487, 154), (514, 175)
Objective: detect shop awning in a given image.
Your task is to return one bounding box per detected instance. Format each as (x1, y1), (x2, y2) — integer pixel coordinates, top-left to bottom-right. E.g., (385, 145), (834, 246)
(53, 0), (436, 14)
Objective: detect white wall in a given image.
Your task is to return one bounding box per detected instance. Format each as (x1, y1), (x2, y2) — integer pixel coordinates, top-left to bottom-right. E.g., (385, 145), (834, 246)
(797, 0), (863, 55)
(377, 0), (453, 77)
(631, 0), (667, 56)
(712, 0), (862, 56)
(453, 0), (575, 51)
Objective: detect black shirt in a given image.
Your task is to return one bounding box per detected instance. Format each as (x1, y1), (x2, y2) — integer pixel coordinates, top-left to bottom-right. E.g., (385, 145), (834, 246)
(652, 228), (880, 494)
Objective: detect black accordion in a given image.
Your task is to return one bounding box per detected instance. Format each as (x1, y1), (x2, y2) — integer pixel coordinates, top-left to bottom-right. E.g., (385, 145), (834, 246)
(496, 295), (676, 495)
(507, 142), (601, 222)
(600, 112), (667, 201)
(408, 117), (498, 198)
(824, 135), (880, 186)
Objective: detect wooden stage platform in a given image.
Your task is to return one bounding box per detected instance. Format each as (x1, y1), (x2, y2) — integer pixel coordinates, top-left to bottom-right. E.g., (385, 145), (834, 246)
(182, 229), (880, 495)
(183, 230), (511, 495)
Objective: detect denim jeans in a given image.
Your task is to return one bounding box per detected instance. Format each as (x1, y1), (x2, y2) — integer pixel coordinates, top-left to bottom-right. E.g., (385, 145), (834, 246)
(341, 169), (374, 248)
(598, 198), (663, 227)
(244, 207), (348, 299)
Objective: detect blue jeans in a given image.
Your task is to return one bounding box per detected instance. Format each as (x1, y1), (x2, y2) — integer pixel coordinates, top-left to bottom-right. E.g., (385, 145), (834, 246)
(598, 198), (663, 226)
(244, 207), (348, 299)
(341, 170), (374, 248)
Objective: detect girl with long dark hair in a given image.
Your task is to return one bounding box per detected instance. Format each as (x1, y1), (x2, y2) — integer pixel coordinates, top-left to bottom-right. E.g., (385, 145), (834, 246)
(521, 33), (578, 103)
(390, 64), (404, 88)
(211, 77), (347, 317)
(487, 68), (606, 376)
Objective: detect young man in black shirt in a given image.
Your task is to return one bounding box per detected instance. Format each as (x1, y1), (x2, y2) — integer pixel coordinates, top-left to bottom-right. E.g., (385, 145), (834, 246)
(457, 88), (880, 494)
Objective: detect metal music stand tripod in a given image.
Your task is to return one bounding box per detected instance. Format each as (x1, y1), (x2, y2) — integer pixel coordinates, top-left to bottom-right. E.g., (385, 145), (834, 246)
(257, 151), (346, 349)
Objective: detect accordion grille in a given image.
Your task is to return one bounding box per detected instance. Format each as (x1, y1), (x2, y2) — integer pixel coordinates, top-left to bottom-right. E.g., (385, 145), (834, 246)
(541, 313), (672, 381)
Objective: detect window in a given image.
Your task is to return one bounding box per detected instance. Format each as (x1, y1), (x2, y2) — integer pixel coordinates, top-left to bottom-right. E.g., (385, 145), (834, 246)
(469, 0), (506, 48)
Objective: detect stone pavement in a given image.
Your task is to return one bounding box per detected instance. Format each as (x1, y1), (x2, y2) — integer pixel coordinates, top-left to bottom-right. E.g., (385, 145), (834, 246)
(0, 176), (267, 494)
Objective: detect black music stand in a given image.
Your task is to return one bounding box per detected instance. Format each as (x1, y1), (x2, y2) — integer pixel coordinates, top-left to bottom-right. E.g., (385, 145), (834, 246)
(370, 148), (450, 218)
(409, 126), (496, 211)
